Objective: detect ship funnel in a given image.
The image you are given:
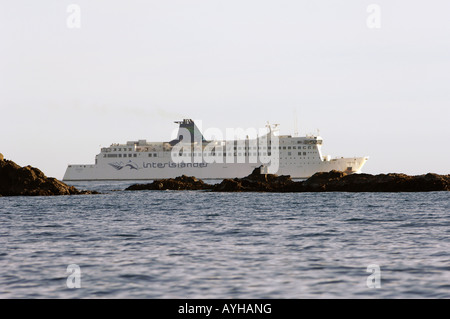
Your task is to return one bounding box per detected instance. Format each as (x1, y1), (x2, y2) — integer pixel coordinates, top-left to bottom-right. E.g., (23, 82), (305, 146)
(169, 119), (207, 145)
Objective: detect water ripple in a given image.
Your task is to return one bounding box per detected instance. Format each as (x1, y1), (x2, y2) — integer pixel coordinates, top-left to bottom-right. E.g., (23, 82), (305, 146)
(1, 188), (449, 298)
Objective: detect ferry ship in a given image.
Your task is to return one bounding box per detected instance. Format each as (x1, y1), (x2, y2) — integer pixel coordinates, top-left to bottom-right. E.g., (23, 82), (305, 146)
(63, 119), (368, 181)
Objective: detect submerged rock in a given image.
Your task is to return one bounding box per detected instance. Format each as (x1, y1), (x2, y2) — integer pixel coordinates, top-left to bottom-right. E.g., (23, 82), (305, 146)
(0, 158), (98, 196)
(126, 175), (213, 191)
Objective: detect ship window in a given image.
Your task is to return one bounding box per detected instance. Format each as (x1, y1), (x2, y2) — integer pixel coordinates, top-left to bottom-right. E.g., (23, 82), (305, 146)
(283, 147), (286, 150)
(303, 152), (306, 155)
(148, 154), (152, 157)
(118, 154), (122, 157)
(133, 154), (137, 157)
(123, 154), (127, 157)
(288, 146), (291, 149)
(288, 152), (291, 156)
(297, 141), (302, 144)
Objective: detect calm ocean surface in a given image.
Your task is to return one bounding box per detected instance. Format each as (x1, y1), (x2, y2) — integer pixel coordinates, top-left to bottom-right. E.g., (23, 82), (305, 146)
(1, 181), (449, 299)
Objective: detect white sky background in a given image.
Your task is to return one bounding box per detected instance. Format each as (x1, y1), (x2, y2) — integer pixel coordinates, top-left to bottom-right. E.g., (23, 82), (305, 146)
(1, 0), (449, 179)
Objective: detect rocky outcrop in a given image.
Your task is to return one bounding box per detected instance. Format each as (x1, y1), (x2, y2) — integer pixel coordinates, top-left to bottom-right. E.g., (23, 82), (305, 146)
(212, 166), (294, 192)
(294, 170), (450, 192)
(126, 167), (295, 192)
(0, 158), (98, 196)
(126, 167), (450, 193)
(126, 175), (213, 191)
(212, 169), (450, 192)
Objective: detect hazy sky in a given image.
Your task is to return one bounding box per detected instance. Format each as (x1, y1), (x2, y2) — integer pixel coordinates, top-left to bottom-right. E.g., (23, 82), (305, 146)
(1, 0), (449, 179)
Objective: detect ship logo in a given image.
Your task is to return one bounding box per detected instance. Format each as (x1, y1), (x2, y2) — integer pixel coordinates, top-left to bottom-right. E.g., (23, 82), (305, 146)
(109, 161), (139, 170)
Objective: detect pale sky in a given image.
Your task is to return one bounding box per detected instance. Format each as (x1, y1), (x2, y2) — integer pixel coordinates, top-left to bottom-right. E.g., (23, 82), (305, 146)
(1, 0), (449, 179)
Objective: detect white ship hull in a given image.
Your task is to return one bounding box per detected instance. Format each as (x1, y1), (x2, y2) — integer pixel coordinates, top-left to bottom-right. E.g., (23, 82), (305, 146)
(63, 157), (368, 181)
(63, 119), (368, 181)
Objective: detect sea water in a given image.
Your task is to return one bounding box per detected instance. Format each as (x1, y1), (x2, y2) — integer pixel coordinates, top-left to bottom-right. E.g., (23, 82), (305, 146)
(1, 181), (449, 298)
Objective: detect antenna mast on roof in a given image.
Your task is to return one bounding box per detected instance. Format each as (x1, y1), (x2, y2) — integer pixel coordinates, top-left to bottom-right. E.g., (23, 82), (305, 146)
(294, 109), (299, 137)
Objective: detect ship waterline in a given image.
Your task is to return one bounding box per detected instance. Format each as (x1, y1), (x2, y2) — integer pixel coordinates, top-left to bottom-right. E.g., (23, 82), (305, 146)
(63, 119), (368, 181)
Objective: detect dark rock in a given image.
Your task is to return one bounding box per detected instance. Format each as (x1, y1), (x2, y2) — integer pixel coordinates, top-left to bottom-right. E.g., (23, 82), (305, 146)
(126, 175), (213, 191)
(0, 159), (98, 196)
(125, 166), (449, 193)
(302, 170), (346, 190)
(212, 178), (245, 192)
(212, 166), (295, 192)
(297, 171), (450, 192)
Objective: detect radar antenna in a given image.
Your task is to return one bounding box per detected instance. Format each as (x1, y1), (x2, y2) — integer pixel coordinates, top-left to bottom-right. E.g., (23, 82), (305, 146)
(294, 110), (299, 137)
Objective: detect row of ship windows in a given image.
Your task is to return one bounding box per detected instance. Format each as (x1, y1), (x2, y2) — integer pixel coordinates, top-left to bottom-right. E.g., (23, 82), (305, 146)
(106, 145), (315, 152)
(220, 146), (316, 151)
(279, 140), (321, 145)
(208, 146), (316, 150)
(105, 153), (168, 158)
(173, 151), (313, 157)
(105, 153), (140, 158)
(235, 146), (315, 150)
(105, 151), (317, 158)
(110, 148), (133, 152)
(224, 146), (315, 150)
